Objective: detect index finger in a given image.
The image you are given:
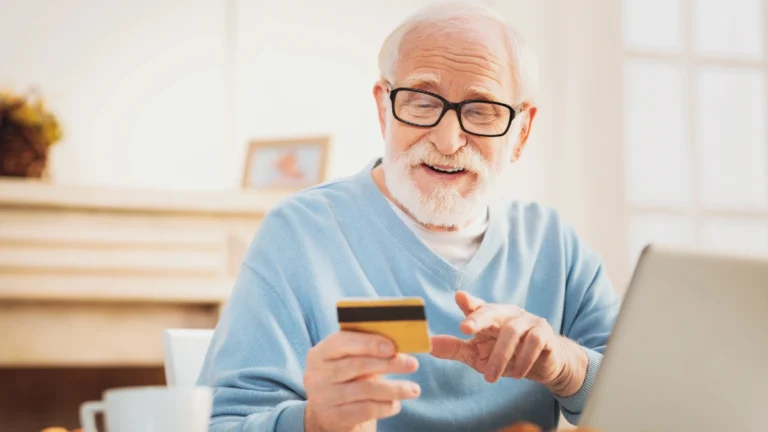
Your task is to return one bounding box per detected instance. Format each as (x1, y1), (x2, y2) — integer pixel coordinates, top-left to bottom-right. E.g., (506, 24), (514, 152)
(461, 304), (523, 335)
(455, 290), (486, 316)
(318, 331), (397, 361)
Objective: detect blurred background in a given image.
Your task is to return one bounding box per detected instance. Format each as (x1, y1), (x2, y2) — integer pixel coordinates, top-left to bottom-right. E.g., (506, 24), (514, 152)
(0, 0), (766, 430)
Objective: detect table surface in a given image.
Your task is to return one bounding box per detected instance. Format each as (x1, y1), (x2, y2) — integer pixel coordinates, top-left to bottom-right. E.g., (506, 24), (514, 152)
(499, 423), (599, 432)
(41, 424), (599, 432)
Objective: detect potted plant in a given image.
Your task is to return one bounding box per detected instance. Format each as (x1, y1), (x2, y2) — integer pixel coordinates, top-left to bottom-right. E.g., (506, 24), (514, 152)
(0, 89), (62, 178)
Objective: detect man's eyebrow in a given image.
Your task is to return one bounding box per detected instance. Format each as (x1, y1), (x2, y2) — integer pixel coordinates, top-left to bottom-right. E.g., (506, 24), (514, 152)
(398, 72), (442, 89)
(464, 85), (504, 103)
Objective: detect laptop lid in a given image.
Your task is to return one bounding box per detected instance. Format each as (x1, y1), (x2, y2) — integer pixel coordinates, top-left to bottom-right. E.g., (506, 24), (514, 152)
(580, 245), (768, 432)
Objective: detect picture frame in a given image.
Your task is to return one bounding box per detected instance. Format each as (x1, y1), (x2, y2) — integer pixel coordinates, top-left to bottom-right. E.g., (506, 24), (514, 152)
(242, 135), (331, 191)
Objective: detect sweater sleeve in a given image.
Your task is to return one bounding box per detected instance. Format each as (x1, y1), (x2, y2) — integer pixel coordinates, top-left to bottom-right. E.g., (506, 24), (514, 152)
(196, 262), (312, 432)
(554, 225), (621, 424)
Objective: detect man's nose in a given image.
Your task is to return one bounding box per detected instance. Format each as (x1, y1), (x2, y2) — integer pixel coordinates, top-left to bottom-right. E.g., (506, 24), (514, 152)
(431, 110), (467, 155)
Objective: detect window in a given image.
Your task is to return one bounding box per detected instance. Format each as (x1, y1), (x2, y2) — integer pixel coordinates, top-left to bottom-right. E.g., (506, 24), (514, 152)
(623, 0), (768, 266)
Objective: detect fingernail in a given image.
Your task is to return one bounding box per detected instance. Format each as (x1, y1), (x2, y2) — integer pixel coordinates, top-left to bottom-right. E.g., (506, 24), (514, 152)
(406, 356), (419, 369)
(487, 366), (498, 380)
(380, 342), (395, 355)
(410, 383), (421, 396)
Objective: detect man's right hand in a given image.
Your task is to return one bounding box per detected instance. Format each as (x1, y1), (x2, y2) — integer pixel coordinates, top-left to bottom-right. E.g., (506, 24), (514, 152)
(303, 331), (421, 432)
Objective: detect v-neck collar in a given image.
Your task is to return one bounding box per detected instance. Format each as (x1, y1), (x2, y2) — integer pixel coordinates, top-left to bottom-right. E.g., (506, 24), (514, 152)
(356, 159), (506, 290)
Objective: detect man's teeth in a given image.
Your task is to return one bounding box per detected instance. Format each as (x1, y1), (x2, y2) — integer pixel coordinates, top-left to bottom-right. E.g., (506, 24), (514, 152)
(427, 164), (465, 174)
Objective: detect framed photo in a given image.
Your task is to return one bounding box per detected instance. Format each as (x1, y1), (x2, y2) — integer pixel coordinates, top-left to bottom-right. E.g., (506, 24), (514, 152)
(242, 135), (331, 191)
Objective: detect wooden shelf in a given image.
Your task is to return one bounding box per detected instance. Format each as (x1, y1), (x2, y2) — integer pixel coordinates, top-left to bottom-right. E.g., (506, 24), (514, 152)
(0, 179), (281, 368)
(0, 274), (233, 304)
(0, 177), (289, 216)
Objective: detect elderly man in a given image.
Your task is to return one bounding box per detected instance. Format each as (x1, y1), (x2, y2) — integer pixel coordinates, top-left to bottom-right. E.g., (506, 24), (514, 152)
(198, 3), (619, 431)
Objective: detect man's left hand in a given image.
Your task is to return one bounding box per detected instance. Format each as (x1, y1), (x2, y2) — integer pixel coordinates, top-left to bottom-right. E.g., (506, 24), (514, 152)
(430, 290), (589, 397)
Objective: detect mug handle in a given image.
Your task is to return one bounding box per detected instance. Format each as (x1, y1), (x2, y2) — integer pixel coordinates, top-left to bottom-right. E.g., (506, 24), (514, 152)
(79, 400), (105, 432)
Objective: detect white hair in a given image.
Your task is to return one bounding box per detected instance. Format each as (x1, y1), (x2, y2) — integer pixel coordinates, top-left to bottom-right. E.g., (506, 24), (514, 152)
(377, 1), (538, 105)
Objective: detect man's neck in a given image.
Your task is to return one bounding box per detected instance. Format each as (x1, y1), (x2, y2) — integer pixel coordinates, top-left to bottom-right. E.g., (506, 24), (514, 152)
(371, 164), (478, 233)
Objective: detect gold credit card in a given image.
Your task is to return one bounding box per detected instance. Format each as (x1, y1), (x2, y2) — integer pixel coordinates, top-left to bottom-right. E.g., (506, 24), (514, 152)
(336, 297), (431, 354)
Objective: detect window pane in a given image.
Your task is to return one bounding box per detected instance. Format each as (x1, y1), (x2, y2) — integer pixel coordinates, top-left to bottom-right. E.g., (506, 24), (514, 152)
(696, 68), (767, 210)
(700, 218), (768, 255)
(629, 214), (695, 268)
(624, 0), (683, 51)
(693, 0), (763, 59)
(626, 61), (689, 207)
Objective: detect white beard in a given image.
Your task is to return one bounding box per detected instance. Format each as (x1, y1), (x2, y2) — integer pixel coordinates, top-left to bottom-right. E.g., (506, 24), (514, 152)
(382, 138), (514, 228)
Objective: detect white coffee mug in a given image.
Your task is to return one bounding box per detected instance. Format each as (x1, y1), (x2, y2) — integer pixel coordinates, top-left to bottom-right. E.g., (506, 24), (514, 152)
(79, 385), (212, 432)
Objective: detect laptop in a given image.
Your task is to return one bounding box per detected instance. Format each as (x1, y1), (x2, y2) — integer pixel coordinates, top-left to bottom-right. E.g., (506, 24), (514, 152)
(580, 245), (768, 432)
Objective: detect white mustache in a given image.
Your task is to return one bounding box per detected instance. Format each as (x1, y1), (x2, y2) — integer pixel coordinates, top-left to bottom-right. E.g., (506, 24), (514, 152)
(398, 141), (489, 177)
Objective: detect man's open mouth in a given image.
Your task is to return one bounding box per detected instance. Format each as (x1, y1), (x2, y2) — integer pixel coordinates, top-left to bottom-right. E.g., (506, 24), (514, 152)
(423, 163), (467, 174)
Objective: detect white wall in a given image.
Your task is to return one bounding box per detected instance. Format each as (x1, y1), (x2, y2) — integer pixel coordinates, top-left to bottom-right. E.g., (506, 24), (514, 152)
(1, 0), (231, 190)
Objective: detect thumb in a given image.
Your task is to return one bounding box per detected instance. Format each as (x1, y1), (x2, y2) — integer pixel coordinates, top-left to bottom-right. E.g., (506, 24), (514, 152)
(430, 335), (477, 367)
(455, 290), (485, 316)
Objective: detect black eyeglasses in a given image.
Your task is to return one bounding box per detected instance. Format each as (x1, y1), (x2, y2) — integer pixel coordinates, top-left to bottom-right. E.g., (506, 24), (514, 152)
(389, 87), (517, 137)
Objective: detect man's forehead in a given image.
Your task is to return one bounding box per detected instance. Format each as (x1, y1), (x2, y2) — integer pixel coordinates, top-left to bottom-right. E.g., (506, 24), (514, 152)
(398, 71), (441, 88)
(397, 71), (505, 102)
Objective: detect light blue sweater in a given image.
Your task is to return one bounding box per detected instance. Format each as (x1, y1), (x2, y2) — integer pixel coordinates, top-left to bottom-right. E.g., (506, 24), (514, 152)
(197, 160), (620, 431)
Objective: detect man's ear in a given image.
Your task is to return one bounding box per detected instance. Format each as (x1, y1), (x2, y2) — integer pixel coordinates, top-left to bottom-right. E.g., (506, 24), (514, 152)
(511, 105), (538, 162)
(373, 80), (390, 138)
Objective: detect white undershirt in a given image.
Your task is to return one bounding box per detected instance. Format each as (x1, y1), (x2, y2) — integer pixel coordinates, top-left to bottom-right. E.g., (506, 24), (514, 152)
(387, 201), (489, 267)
